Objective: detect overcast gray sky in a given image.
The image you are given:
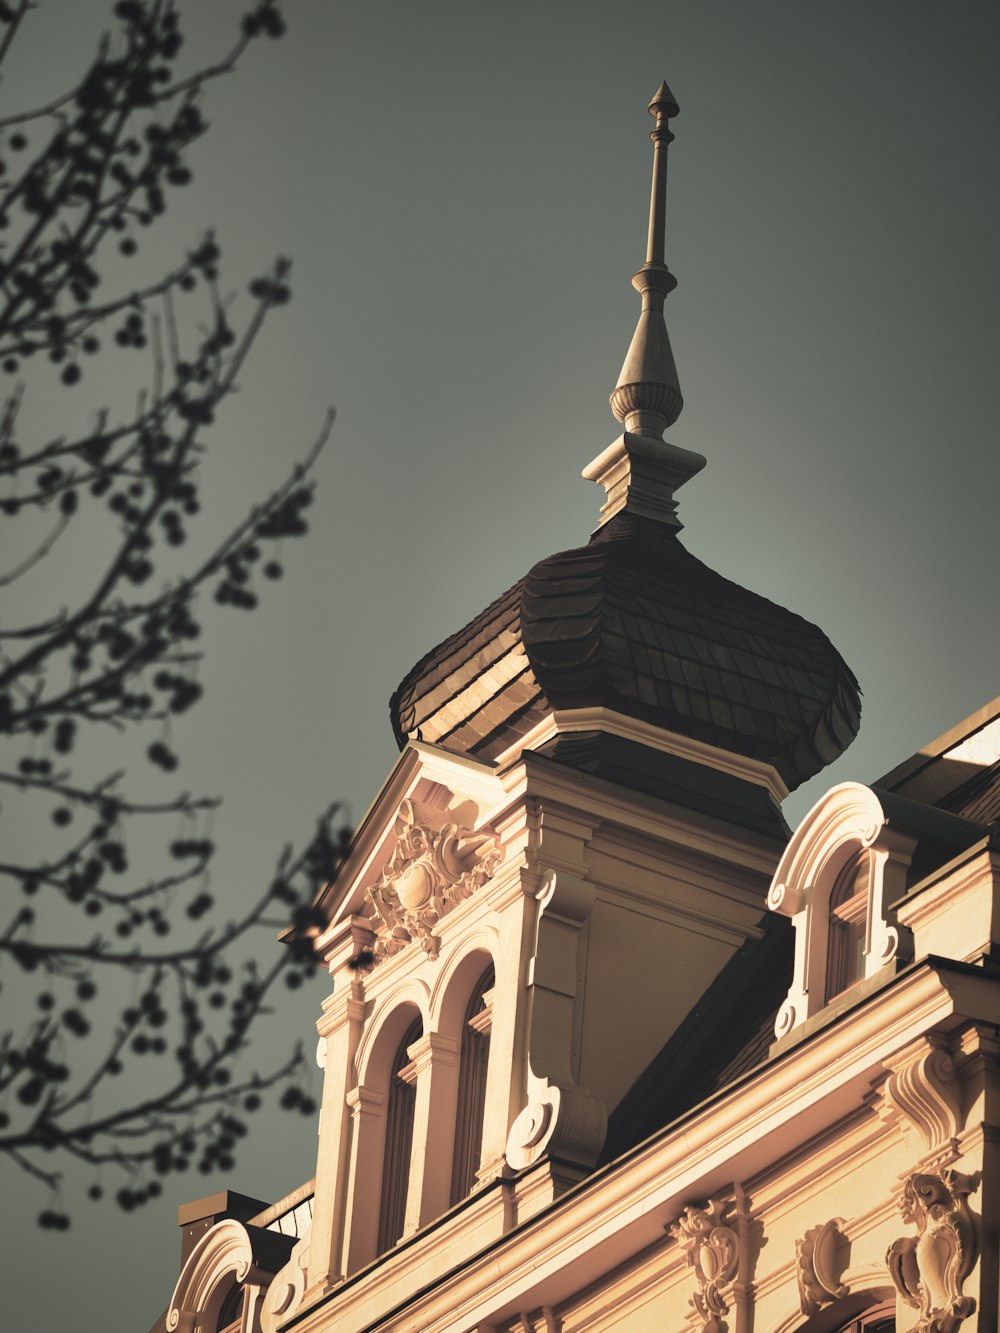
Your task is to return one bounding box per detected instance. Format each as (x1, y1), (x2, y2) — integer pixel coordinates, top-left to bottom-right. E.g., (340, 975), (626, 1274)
(4, 2), (1000, 1328)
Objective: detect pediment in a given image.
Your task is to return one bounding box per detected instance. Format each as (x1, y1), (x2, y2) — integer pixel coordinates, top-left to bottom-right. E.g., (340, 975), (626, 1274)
(308, 741), (507, 967)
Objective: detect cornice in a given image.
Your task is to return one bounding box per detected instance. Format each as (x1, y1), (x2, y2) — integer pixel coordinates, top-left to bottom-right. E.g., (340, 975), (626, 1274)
(494, 706), (789, 803)
(894, 839), (995, 931)
(497, 748), (784, 876)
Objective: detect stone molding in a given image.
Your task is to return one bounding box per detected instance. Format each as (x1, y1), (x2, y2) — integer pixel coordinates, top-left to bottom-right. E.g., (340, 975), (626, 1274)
(495, 704), (788, 801)
(795, 1216), (849, 1316)
(261, 1228), (310, 1333)
(886, 1169), (978, 1332)
(503, 871), (607, 1175)
(168, 1218), (273, 1333)
(582, 431), (705, 531)
(668, 1198), (740, 1333)
(881, 1034), (963, 1168)
(504, 1083), (607, 1173)
(363, 798), (502, 964)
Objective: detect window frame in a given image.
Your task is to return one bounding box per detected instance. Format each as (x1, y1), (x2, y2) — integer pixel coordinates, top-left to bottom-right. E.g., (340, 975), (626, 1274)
(449, 964), (495, 1205)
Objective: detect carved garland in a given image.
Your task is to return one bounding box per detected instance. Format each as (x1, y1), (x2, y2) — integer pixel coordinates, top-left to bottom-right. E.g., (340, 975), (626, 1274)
(668, 1199), (739, 1333)
(364, 800), (502, 963)
(887, 1170), (978, 1333)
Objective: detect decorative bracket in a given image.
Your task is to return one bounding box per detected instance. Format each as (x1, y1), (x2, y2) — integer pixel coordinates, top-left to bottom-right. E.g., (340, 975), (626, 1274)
(796, 1217), (849, 1316)
(261, 1227), (310, 1333)
(668, 1198), (739, 1333)
(887, 1170), (978, 1333)
(881, 1035), (963, 1168)
(363, 798), (502, 963)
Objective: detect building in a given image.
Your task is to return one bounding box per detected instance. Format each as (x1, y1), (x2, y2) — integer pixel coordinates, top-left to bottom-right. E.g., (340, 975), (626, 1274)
(154, 84), (1000, 1333)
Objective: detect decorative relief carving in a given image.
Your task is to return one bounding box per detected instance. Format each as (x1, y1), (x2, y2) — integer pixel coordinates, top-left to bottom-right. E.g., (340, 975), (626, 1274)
(773, 997), (796, 1042)
(795, 1217), (849, 1316)
(363, 799), (502, 963)
(887, 1170), (978, 1333)
(668, 1199), (739, 1333)
(261, 1228), (310, 1333)
(882, 1036), (963, 1166)
(504, 1084), (607, 1172)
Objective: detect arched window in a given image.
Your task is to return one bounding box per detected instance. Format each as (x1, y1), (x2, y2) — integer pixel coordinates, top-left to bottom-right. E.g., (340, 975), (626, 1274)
(832, 1300), (895, 1331)
(826, 851), (870, 999)
(450, 965), (495, 1205)
(377, 1016), (422, 1253)
(215, 1282), (243, 1333)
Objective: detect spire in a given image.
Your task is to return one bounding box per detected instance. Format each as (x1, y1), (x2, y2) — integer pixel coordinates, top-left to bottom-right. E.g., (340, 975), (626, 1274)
(609, 82), (683, 438)
(584, 82), (704, 531)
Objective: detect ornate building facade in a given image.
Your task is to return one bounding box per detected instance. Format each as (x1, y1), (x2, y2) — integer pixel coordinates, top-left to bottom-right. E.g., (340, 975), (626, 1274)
(154, 85), (1000, 1333)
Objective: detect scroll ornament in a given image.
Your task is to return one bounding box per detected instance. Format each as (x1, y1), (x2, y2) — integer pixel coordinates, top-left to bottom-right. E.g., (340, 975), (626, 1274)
(260, 1228), (310, 1333)
(669, 1199), (739, 1333)
(887, 1170), (978, 1333)
(364, 800), (502, 962)
(796, 1217), (849, 1316)
(881, 1037), (962, 1166)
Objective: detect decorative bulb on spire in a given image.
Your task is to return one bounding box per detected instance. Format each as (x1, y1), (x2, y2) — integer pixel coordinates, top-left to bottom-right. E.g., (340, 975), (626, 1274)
(609, 81), (683, 438)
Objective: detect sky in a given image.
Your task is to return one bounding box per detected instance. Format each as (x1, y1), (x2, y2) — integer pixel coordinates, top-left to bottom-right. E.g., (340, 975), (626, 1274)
(3, 1), (1000, 1328)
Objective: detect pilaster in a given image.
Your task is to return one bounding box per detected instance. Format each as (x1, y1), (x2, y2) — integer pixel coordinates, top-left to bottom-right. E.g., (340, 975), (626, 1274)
(305, 917), (373, 1294)
(402, 1031), (460, 1234)
(341, 1084), (386, 1274)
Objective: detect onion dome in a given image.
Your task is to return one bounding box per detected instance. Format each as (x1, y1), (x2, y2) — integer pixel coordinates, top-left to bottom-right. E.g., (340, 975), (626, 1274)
(389, 84), (861, 794)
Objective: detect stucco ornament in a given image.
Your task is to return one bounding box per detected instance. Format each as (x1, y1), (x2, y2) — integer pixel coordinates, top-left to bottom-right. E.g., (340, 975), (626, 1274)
(669, 1198), (739, 1333)
(260, 1227), (309, 1333)
(887, 1170), (978, 1333)
(795, 1217), (849, 1316)
(881, 1036), (963, 1167)
(167, 1218), (262, 1333)
(364, 799), (502, 963)
(504, 1083), (607, 1172)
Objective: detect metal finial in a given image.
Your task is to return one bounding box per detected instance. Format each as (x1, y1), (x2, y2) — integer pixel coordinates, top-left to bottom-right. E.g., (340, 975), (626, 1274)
(609, 82), (683, 438)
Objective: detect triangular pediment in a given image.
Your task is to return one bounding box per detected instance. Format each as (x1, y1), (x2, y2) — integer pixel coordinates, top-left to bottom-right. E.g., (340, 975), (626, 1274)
(307, 741), (507, 965)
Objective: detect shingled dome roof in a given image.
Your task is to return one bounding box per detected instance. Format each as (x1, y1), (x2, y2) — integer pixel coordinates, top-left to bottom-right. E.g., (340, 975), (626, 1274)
(390, 513), (859, 791)
(390, 83), (861, 793)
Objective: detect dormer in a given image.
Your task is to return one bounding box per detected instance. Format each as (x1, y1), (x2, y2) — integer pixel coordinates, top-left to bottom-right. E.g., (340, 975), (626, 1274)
(265, 730), (785, 1326)
(768, 782), (986, 1044)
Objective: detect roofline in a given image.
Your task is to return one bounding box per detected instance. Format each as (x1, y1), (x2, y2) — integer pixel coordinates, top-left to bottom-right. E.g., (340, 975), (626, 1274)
(876, 690), (1000, 791)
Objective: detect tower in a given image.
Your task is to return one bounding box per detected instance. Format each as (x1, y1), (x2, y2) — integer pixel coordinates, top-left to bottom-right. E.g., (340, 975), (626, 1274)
(260, 78), (858, 1323)
(158, 83), (1000, 1333)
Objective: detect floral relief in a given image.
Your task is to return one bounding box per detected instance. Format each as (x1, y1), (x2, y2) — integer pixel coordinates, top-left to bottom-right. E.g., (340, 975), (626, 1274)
(364, 799), (502, 963)
(886, 1169), (978, 1333)
(669, 1198), (739, 1333)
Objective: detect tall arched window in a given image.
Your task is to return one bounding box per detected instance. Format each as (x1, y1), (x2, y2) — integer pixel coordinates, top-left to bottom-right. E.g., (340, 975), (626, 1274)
(450, 965), (495, 1205)
(377, 1016), (422, 1254)
(826, 851), (870, 1000)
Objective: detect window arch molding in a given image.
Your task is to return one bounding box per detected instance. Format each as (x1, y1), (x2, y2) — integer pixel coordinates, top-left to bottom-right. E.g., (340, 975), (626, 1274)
(428, 925), (498, 1027)
(432, 942), (496, 1039)
(767, 783), (914, 1041)
(167, 1217), (292, 1333)
(354, 979), (429, 1089)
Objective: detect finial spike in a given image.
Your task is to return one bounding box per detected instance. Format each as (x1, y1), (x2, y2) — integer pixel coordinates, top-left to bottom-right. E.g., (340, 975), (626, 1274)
(609, 82), (683, 438)
(648, 80), (680, 119)
(586, 83), (704, 529)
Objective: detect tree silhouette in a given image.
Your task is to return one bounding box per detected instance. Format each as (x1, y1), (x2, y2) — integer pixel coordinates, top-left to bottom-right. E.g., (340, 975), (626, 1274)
(0, 0), (344, 1227)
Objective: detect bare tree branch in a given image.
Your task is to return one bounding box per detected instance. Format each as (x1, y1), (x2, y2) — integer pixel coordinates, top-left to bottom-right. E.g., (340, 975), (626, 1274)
(0, 0), (346, 1230)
